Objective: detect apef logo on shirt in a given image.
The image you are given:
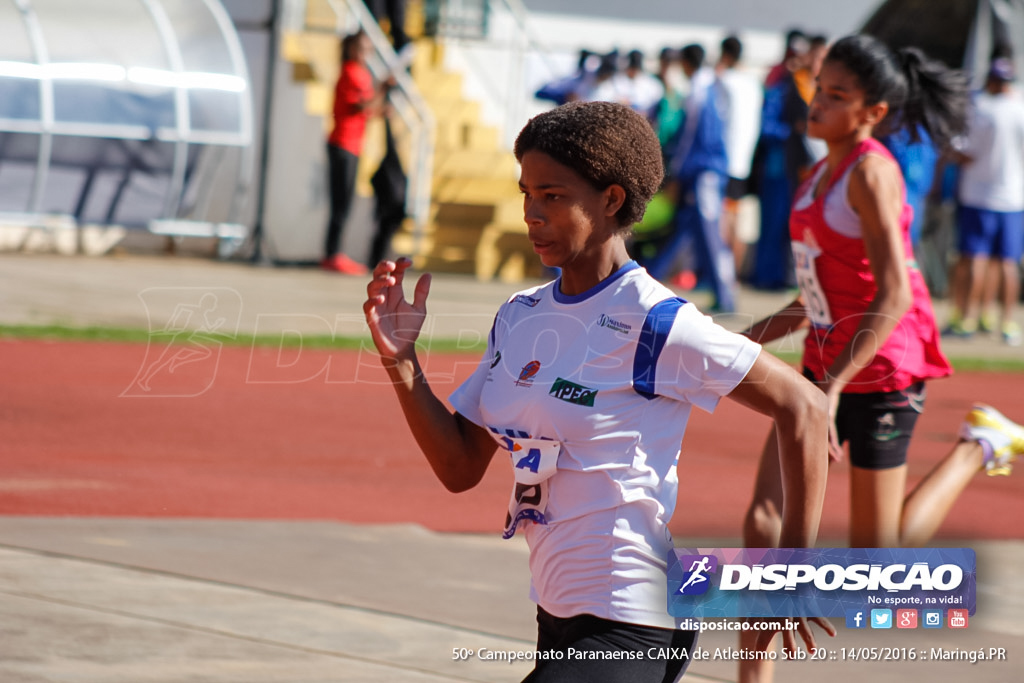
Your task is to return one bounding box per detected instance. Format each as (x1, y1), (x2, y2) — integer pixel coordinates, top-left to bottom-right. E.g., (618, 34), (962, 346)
(676, 554), (718, 595)
(549, 377), (598, 406)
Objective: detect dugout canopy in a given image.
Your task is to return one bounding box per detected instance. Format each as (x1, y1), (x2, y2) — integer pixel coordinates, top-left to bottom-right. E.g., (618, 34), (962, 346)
(0, 0), (253, 238)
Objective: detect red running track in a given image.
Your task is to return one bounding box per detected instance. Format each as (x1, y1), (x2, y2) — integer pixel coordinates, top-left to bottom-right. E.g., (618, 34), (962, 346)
(2, 339), (1021, 541)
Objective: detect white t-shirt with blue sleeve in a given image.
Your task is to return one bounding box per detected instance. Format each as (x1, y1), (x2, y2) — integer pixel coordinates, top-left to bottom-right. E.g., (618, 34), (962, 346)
(449, 261), (761, 629)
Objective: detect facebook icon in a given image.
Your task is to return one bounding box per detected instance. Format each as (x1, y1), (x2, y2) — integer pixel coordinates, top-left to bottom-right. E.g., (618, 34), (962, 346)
(845, 609), (867, 629)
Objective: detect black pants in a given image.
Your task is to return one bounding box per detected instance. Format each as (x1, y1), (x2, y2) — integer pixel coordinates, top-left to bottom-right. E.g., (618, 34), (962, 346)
(522, 607), (698, 683)
(366, 0), (409, 51)
(325, 144), (359, 258)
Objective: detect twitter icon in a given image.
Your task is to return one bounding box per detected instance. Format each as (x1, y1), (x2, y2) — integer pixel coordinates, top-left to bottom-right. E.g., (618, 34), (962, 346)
(871, 609), (892, 629)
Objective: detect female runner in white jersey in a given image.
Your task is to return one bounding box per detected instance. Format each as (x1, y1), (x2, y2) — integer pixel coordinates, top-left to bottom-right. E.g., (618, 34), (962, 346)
(364, 101), (834, 681)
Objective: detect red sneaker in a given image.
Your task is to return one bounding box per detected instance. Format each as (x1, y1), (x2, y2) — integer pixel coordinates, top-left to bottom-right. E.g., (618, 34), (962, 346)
(671, 270), (696, 290)
(322, 254), (367, 275)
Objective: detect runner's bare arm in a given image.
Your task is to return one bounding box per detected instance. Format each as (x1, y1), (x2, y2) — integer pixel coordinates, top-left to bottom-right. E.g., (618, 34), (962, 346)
(728, 350), (833, 655)
(728, 351), (828, 548)
(822, 155), (911, 395)
(364, 259), (498, 492)
(741, 296), (809, 344)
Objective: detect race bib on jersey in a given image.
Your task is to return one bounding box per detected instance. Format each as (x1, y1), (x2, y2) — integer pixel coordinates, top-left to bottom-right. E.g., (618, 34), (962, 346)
(792, 240), (832, 327)
(492, 434), (561, 539)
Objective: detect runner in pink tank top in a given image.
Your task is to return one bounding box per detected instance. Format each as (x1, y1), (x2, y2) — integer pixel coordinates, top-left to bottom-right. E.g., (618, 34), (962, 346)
(791, 136), (951, 393)
(736, 35), (1024, 683)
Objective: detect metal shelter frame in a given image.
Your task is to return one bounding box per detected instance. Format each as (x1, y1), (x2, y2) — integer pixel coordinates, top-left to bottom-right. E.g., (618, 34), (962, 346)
(0, 0), (255, 250)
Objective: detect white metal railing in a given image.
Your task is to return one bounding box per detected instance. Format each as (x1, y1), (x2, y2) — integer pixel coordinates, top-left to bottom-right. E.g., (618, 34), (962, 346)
(493, 0), (554, 144)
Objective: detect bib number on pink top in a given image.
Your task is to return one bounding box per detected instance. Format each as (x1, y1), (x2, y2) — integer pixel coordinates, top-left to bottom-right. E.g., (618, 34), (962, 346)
(792, 241), (832, 327)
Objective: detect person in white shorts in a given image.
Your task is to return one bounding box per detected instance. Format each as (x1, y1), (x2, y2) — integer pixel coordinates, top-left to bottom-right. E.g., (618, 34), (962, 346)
(363, 101), (833, 681)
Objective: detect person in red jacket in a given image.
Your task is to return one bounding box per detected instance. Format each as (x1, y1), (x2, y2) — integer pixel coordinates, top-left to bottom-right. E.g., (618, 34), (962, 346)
(323, 30), (391, 275)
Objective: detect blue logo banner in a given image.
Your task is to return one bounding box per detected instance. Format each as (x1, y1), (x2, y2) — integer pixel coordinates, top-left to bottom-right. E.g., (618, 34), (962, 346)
(667, 548), (976, 618)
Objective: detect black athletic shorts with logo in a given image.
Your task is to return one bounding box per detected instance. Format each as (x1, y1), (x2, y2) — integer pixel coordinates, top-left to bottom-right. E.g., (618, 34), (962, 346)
(522, 607), (698, 683)
(804, 368), (925, 470)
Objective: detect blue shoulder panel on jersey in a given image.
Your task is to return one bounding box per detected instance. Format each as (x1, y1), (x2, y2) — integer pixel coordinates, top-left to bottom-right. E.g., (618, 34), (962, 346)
(633, 297), (686, 400)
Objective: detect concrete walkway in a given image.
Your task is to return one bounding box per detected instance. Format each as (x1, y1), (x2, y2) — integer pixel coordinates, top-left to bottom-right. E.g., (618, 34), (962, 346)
(0, 520), (1021, 683)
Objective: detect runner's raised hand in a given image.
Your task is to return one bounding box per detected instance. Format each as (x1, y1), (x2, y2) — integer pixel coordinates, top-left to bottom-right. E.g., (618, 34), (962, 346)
(363, 257), (431, 361)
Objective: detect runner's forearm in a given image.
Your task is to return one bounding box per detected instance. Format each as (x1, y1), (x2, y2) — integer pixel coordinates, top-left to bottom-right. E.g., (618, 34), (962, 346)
(743, 297), (809, 345)
(774, 383), (829, 547)
(383, 353), (496, 492)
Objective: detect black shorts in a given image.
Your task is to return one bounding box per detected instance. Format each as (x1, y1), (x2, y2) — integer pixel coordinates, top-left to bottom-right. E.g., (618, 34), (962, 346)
(522, 607), (698, 683)
(725, 176), (749, 201)
(803, 368), (925, 470)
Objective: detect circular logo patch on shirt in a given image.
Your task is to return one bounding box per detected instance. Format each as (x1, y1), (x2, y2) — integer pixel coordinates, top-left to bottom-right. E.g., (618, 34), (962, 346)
(515, 360), (541, 387)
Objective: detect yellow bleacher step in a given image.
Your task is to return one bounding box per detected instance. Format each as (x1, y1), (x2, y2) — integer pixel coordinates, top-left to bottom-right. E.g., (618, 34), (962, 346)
(301, 32), (342, 80)
(431, 202), (496, 226)
(426, 97), (482, 125)
(414, 71), (465, 99)
(433, 148), (518, 178)
(281, 31), (309, 64)
(304, 1), (337, 32)
(435, 120), (501, 152)
(432, 177), (520, 204)
(305, 82), (333, 121)
(491, 197), (526, 227)
(410, 36), (445, 73)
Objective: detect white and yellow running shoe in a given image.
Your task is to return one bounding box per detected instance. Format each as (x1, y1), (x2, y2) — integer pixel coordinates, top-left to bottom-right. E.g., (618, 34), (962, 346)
(959, 404), (1024, 476)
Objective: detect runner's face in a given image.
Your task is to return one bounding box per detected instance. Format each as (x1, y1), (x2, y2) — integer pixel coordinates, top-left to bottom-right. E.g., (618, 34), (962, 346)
(518, 151), (620, 270)
(807, 60), (883, 141)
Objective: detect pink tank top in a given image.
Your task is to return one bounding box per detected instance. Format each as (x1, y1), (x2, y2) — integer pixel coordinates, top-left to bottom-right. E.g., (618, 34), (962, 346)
(789, 137), (951, 393)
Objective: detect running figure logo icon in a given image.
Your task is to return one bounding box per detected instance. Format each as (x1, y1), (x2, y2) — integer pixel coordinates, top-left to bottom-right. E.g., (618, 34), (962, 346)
(676, 554), (718, 595)
(122, 287), (242, 398)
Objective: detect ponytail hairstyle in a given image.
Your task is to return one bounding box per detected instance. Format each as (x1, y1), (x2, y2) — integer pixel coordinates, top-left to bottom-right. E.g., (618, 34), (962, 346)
(824, 34), (969, 149)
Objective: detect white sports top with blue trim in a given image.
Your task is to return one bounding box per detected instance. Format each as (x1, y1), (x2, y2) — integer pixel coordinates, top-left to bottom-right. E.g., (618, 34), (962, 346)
(449, 261), (761, 628)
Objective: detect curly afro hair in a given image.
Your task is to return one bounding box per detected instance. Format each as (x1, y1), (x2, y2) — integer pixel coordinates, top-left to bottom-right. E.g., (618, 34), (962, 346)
(513, 101), (664, 229)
